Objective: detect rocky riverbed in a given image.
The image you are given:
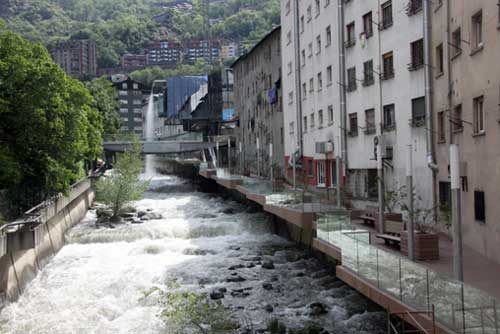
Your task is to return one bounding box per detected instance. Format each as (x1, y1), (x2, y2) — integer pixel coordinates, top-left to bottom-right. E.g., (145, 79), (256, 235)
(0, 175), (386, 334)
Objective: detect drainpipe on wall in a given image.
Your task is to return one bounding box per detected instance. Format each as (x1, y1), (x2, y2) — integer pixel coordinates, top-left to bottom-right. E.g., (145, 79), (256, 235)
(293, 0), (304, 177)
(337, 0), (347, 207)
(424, 0), (439, 173)
(376, 0), (385, 234)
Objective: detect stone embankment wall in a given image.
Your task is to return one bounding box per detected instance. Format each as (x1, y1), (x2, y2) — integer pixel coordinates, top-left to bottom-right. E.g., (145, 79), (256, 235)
(0, 180), (94, 307)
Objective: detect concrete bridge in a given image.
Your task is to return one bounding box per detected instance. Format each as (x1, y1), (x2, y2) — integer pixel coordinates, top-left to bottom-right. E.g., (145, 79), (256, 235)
(102, 140), (222, 154)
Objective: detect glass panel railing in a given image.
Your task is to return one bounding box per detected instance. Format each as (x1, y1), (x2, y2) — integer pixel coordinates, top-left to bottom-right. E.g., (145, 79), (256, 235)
(400, 260), (430, 311)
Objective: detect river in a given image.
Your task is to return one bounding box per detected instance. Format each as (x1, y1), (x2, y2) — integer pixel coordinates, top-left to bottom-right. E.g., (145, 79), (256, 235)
(0, 175), (386, 334)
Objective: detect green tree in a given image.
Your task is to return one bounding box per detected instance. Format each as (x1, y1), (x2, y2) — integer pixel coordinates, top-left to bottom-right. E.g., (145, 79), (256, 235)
(94, 139), (149, 219)
(0, 23), (103, 215)
(86, 77), (121, 135)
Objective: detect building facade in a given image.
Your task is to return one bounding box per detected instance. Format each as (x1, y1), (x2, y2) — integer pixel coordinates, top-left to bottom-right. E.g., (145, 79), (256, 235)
(221, 41), (239, 60)
(49, 39), (97, 79)
(185, 40), (221, 64)
(146, 40), (183, 66)
(111, 76), (148, 135)
(281, 0), (342, 191)
(232, 26), (284, 178)
(431, 0), (500, 265)
(343, 0), (432, 210)
(121, 54), (147, 68)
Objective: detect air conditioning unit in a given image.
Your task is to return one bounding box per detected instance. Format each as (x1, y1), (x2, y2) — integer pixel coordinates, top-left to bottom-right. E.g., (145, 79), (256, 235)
(315, 141), (334, 154)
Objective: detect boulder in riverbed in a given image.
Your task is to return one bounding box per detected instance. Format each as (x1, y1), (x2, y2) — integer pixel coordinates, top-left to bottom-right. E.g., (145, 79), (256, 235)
(262, 260), (275, 269)
(308, 302), (329, 316)
(226, 275), (246, 283)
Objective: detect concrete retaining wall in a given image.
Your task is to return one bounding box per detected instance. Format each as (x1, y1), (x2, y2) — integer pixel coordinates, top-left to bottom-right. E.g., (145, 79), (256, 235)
(0, 185), (94, 308)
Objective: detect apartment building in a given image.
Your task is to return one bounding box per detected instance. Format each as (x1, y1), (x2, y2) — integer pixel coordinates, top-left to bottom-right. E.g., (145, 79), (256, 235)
(185, 40), (221, 64)
(121, 54), (147, 68)
(342, 0), (432, 209)
(221, 41), (240, 60)
(111, 76), (148, 135)
(49, 39), (97, 79)
(232, 26), (284, 178)
(281, 0), (342, 190)
(431, 0), (500, 264)
(146, 40), (183, 66)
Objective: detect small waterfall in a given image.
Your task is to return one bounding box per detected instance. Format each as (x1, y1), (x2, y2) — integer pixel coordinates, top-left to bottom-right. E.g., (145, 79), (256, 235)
(145, 93), (156, 176)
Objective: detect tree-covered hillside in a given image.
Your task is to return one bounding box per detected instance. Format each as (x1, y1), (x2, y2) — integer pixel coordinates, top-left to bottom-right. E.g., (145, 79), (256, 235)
(2, 0), (280, 68)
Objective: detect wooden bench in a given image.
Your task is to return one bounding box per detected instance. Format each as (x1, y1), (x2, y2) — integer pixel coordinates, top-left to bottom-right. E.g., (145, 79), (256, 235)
(376, 220), (405, 246)
(359, 205), (379, 227)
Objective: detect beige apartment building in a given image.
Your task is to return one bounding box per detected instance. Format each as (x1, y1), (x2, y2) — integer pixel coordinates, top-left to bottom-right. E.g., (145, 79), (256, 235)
(431, 0), (500, 265)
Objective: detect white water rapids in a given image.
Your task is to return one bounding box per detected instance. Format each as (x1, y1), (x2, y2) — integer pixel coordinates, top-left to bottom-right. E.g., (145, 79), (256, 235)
(144, 93), (156, 176)
(0, 175), (386, 334)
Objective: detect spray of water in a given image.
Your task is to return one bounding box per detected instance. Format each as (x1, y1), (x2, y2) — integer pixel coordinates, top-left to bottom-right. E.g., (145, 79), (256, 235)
(144, 93), (156, 176)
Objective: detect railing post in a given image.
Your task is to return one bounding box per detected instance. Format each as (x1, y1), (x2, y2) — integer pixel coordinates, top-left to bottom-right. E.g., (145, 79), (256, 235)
(376, 248), (380, 288)
(356, 238), (360, 274)
(399, 257), (403, 301)
(426, 270), (431, 312)
(493, 299), (499, 334)
(432, 304), (436, 334)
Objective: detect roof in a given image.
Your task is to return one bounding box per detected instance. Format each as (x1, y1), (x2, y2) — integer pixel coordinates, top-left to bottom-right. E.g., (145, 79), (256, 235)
(230, 25), (281, 69)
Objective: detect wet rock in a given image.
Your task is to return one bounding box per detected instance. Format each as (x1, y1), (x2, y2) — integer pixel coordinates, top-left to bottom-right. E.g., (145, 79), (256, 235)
(210, 288), (226, 300)
(311, 270), (330, 279)
(119, 212), (135, 219)
(271, 276), (279, 282)
(262, 260), (275, 270)
(295, 271), (305, 277)
(262, 283), (273, 291)
(142, 212), (162, 220)
(131, 218), (144, 224)
(222, 208), (236, 215)
(229, 264), (245, 270)
(231, 287), (252, 298)
(137, 211), (148, 218)
(96, 208), (112, 218)
(183, 248), (216, 256)
(308, 302), (329, 316)
(228, 245), (241, 251)
(264, 304), (274, 313)
(109, 216), (124, 224)
(195, 213), (218, 219)
(246, 262), (256, 268)
(226, 275), (246, 283)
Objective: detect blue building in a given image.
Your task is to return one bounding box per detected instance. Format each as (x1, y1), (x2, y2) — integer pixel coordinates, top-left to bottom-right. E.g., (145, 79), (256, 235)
(165, 76), (208, 117)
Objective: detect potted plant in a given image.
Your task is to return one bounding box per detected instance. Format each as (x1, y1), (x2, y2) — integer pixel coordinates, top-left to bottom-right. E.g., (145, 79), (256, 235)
(399, 189), (440, 261)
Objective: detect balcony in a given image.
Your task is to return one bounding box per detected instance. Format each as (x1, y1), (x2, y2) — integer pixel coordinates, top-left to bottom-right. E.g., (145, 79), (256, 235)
(381, 70), (395, 81)
(406, 0), (423, 16)
(407, 60), (424, 71)
(344, 38), (356, 48)
(362, 76), (375, 87)
(346, 82), (357, 92)
(380, 17), (393, 30)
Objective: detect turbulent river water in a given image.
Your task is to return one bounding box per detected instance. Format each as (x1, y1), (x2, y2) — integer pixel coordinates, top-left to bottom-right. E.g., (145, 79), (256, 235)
(0, 175), (386, 334)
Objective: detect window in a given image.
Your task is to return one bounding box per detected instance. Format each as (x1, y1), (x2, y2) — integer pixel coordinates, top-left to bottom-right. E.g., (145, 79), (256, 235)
(347, 67), (357, 92)
(453, 105), (464, 132)
(411, 97), (426, 126)
(301, 50), (306, 65)
(287, 31), (292, 45)
(330, 160), (337, 187)
(437, 111), (446, 142)
(302, 83), (307, 99)
(436, 44), (444, 75)
(326, 26), (332, 46)
(133, 83), (139, 90)
(363, 60), (374, 86)
(381, 1), (393, 29)
(308, 43), (313, 57)
(122, 83), (128, 89)
(328, 105), (334, 124)
(474, 191), (486, 223)
(410, 39), (424, 70)
(407, 0), (422, 16)
(439, 182), (451, 208)
(133, 99), (142, 105)
(382, 51), (394, 80)
(325, 0), (330, 6)
(287, 62), (293, 75)
(365, 109), (375, 134)
(308, 160), (313, 177)
(363, 12), (373, 37)
(300, 16), (305, 33)
(383, 104), (396, 129)
(326, 65), (332, 85)
(317, 72), (323, 91)
(451, 28), (462, 57)
(315, 0), (320, 16)
(120, 99), (128, 105)
(307, 5), (312, 21)
(120, 108), (128, 113)
(304, 116), (308, 132)
(316, 35), (322, 53)
(133, 108), (142, 114)
(473, 96), (485, 134)
(349, 113), (358, 136)
(367, 170), (378, 198)
(310, 113), (315, 128)
(318, 109), (324, 127)
(472, 11), (483, 50)
(346, 22), (356, 47)
(309, 78), (314, 92)
(289, 121), (295, 134)
(119, 90), (128, 96)
(317, 161), (326, 186)
(285, 0), (291, 14)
